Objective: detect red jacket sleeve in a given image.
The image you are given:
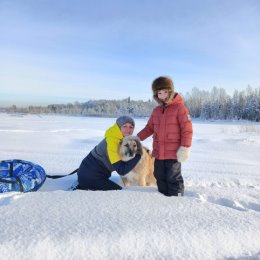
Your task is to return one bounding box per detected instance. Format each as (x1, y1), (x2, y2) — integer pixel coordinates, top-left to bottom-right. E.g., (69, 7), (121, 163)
(177, 104), (193, 147)
(137, 114), (154, 141)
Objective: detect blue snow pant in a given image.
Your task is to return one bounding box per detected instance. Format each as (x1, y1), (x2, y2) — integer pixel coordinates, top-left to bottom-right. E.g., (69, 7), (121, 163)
(154, 159), (184, 196)
(77, 153), (122, 191)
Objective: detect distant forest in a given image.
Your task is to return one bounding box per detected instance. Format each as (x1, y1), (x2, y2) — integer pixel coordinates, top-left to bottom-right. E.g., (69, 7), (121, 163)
(2, 86), (260, 121)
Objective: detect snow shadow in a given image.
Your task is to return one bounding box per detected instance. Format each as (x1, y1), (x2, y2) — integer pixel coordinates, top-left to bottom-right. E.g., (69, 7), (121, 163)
(123, 186), (158, 193)
(226, 251), (260, 260)
(0, 193), (24, 206)
(0, 196), (13, 206)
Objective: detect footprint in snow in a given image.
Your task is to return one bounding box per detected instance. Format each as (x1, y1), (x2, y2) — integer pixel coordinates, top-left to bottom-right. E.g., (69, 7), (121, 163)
(185, 191), (260, 212)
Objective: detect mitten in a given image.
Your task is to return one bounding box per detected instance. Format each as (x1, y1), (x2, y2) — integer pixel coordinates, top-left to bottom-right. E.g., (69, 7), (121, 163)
(176, 146), (190, 162)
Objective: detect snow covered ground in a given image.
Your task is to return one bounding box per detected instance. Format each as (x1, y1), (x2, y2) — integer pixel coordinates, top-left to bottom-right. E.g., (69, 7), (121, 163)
(0, 113), (260, 260)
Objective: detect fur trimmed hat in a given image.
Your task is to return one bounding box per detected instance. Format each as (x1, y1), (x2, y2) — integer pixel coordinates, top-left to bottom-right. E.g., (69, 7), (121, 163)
(152, 76), (174, 104)
(116, 116), (135, 128)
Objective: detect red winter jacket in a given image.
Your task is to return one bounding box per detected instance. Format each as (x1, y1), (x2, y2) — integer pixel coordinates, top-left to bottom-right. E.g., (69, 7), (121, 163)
(137, 93), (193, 160)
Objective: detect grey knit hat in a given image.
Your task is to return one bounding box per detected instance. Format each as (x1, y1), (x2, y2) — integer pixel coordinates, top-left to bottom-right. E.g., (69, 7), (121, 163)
(116, 116), (135, 128)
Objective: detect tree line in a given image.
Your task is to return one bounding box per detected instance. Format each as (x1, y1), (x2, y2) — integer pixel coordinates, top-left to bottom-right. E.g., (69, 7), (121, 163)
(4, 98), (156, 117)
(184, 86), (260, 121)
(2, 86), (260, 121)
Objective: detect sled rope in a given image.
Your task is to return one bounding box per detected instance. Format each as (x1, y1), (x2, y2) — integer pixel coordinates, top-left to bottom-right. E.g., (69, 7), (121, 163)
(46, 168), (78, 179)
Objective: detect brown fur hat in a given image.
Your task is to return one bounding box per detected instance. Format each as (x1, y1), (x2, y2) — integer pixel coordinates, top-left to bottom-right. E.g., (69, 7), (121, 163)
(152, 76), (174, 104)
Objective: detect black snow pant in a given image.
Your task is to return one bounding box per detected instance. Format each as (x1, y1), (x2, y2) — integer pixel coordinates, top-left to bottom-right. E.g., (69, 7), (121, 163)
(77, 153), (122, 191)
(154, 159), (184, 196)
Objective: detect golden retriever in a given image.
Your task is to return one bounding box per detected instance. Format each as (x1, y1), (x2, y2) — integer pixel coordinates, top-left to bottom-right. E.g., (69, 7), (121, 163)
(118, 136), (156, 186)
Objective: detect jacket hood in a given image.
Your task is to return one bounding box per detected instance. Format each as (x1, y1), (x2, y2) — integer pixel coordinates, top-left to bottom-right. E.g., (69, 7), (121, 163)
(104, 123), (123, 164)
(105, 123), (123, 140)
(170, 93), (184, 105)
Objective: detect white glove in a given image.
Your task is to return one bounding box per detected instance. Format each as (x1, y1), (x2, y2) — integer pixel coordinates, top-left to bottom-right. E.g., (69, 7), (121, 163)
(177, 146), (190, 162)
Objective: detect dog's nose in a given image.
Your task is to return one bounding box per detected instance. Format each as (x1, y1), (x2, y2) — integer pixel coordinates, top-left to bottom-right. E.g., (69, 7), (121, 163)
(127, 147), (134, 157)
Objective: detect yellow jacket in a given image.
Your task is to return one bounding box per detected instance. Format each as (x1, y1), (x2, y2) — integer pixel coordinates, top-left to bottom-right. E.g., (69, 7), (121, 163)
(105, 123), (123, 164)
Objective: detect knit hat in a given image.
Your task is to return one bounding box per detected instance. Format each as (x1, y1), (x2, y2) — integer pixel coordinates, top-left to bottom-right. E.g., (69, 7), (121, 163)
(152, 76), (174, 104)
(116, 116), (135, 128)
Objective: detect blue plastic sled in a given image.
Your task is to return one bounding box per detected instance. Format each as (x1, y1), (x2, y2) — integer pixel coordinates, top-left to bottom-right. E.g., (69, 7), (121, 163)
(0, 159), (46, 193)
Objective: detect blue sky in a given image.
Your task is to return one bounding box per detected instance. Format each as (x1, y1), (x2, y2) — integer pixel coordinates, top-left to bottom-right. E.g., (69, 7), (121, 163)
(0, 0), (260, 106)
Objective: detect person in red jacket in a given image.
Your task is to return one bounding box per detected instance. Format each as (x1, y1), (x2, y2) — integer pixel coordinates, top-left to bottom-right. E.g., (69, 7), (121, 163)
(137, 76), (193, 196)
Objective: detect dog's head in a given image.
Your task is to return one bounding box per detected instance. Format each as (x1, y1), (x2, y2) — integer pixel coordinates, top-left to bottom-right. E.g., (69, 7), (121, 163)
(118, 136), (143, 161)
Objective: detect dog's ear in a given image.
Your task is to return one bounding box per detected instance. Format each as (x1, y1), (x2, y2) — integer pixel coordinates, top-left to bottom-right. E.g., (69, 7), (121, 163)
(118, 139), (123, 158)
(135, 138), (143, 156)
